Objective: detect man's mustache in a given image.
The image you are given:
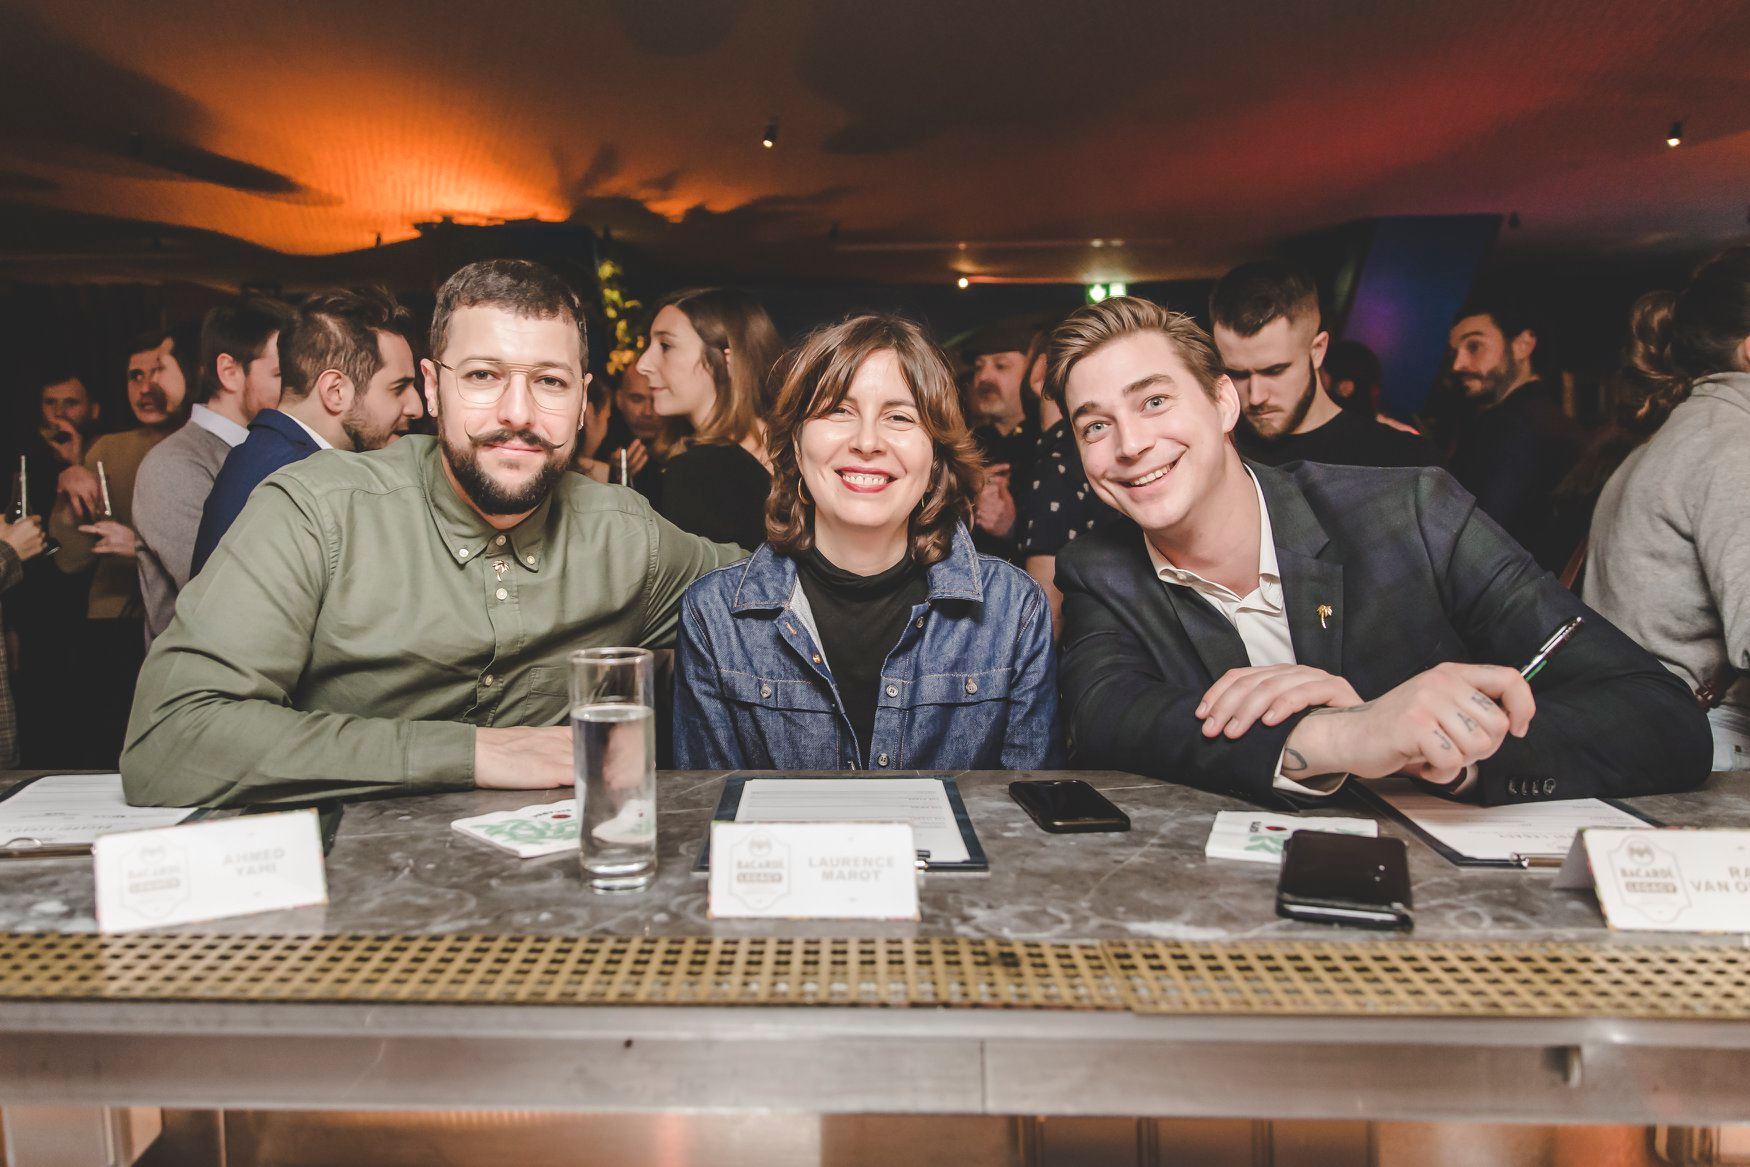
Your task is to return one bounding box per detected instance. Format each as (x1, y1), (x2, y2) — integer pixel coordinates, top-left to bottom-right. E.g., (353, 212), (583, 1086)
(472, 428), (559, 451)
(136, 389), (166, 412)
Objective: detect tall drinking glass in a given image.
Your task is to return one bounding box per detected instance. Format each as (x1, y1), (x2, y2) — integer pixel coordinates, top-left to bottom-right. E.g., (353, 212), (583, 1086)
(571, 647), (657, 893)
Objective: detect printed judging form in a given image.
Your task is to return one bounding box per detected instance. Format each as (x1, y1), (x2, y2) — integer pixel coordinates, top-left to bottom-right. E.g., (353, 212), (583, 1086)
(735, 778), (970, 864)
(1367, 777), (1647, 863)
(0, 774), (197, 848)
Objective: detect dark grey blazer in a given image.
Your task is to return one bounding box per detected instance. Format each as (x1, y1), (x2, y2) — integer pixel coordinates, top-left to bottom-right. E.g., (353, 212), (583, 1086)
(1055, 461), (1712, 807)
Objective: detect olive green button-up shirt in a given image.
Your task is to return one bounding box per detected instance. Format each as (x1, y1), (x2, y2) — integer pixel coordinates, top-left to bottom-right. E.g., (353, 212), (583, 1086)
(122, 436), (746, 808)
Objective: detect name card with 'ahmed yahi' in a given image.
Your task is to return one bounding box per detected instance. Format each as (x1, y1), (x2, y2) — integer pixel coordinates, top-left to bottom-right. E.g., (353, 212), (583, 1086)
(94, 810), (328, 932)
(708, 822), (920, 920)
(1554, 828), (1750, 934)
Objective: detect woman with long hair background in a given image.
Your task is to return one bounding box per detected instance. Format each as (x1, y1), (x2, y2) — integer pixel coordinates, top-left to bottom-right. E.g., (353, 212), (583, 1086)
(635, 287), (783, 551)
(1584, 246), (1750, 772)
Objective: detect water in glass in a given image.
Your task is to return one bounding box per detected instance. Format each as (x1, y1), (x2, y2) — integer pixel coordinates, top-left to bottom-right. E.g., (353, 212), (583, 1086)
(573, 701), (656, 892)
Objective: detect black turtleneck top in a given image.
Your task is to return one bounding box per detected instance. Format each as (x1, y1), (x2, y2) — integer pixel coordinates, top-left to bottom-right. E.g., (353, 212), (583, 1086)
(795, 547), (929, 762)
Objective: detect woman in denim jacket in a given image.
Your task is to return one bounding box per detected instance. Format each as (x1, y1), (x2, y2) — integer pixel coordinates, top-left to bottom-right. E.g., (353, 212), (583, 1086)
(674, 314), (1063, 771)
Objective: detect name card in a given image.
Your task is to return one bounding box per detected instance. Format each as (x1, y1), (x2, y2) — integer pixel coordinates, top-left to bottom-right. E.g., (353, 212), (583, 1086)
(1554, 828), (1750, 933)
(94, 810), (328, 933)
(708, 822), (919, 920)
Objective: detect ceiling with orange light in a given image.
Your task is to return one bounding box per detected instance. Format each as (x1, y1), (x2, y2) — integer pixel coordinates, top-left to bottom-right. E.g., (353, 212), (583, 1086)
(2, 0), (1747, 285)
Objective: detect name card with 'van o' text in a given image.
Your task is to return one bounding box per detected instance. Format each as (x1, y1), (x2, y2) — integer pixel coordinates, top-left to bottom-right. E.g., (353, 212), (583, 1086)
(708, 822), (920, 920)
(1554, 828), (1750, 934)
(94, 810), (328, 933)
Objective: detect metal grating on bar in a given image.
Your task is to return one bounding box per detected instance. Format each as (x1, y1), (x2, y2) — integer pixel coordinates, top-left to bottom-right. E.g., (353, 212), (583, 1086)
(1107, 939), (1750, 1019)
(0, 933), (1126, 1010)
(4, 933), (1750, 1018)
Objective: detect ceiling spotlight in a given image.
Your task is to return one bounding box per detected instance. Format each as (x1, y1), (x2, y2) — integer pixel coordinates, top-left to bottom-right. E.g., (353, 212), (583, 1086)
(956, 276), (971, 290)
(1087, 283), (1109, 304)
(762, 118), (779, 149)
(1090, 238), (1106, 249)
(1666, 121), (1683, 148)
(1108, 282), (1128, 298)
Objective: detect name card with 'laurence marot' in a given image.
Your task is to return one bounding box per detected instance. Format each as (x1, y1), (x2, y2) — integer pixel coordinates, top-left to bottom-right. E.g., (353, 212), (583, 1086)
(708, 821), (920, 920)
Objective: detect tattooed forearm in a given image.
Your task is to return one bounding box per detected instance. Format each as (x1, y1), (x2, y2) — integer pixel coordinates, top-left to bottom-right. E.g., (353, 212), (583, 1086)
(1282, 748), (1309, 773)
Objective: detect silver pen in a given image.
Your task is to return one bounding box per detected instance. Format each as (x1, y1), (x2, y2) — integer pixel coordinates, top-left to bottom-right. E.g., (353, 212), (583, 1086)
(1520, 617), (1583, 682)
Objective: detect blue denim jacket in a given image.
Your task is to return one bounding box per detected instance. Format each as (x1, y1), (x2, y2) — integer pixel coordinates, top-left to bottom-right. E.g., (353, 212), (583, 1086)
(674, 524), (1063, 770)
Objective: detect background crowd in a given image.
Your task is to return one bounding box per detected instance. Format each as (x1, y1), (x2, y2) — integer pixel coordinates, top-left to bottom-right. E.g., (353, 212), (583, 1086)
(2, 246), (1746, 773)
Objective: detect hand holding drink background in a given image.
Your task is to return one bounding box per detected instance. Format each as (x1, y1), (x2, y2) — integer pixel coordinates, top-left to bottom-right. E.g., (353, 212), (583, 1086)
(571, 647), (657, 893)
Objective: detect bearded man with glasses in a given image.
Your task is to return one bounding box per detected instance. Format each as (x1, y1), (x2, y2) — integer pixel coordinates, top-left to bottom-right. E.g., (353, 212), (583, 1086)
(124, 260), (747, 808)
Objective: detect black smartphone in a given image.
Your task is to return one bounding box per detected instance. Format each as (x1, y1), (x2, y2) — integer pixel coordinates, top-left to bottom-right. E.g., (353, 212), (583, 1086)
(1276, 831), (1413, 931)
(1008, 780), (1130, 833)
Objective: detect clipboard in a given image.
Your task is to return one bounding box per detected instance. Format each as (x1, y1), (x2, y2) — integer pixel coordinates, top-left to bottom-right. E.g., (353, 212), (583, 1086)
(0, 773), (210, 858)
(1348, 781), (1660, 869)
(693, 773), (989, 874)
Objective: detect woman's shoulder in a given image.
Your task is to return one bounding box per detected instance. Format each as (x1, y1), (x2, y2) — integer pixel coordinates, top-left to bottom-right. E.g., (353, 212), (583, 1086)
(681, 543), (782, 612)
(972, 550), (1046, 603)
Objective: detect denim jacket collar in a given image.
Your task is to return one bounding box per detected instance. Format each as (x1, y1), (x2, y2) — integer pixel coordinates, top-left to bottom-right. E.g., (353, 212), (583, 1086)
(729, 522), (985, 615)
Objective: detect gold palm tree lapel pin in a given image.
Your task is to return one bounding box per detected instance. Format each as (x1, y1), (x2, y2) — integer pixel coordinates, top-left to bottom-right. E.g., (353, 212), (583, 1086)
(1317, 603), (1333, 631)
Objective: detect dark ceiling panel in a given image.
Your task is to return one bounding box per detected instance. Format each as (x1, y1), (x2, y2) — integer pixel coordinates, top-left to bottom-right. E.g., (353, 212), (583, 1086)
(0, 0), (1745, 284)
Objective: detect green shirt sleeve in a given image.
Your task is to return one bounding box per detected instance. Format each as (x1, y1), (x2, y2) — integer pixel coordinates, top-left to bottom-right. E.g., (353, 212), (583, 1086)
(121, 476), (475, 808)
(636, 508), (748, 648)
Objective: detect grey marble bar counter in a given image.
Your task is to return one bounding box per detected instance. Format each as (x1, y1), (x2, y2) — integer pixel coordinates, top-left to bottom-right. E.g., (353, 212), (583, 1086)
(1, 768), (1747, 942)
(3, 769), (1750, 1126)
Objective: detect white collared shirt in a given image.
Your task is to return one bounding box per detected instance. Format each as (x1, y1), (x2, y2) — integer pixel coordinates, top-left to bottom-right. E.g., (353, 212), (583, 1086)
(189, 403), (249, 448)
(282, 410), (334, 451)
(1146, 472), (1341, 797)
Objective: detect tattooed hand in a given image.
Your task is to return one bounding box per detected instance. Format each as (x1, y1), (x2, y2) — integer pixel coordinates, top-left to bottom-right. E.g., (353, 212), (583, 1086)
(1279, 662), (1535, 784)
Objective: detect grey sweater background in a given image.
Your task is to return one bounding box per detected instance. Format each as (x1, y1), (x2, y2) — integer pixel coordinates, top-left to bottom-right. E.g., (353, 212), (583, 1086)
(1586, 371), (1750, 714)
(135, 420), (231, 648)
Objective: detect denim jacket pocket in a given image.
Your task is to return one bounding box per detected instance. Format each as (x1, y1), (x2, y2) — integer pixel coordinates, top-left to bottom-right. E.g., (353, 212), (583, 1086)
(720, 668), (843, 768)
(903, 667), (1016, 767)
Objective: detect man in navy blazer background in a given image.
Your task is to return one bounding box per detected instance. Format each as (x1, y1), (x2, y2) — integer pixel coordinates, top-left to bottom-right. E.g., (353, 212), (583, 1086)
(1048, 296), (1710, 808)
(191, 287), (424, 574)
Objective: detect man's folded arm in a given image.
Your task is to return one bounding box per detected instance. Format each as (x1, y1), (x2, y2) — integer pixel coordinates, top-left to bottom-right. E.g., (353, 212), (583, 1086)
(121, 480), (476, 809)
(1419, 469), (1712, 803)
(1057, 559), (1307, 805)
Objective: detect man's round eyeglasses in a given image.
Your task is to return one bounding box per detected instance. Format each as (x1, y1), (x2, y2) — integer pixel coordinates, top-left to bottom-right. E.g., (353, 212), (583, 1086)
(434, 359), (580, 412)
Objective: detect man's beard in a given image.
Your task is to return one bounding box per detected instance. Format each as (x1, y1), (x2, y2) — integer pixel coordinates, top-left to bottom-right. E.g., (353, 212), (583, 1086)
(1246, 357), (1320, 439)
(971, 379), (1014, 424)
(441, 427), (568, 515)
(340, 403), (406, 452)
(1459, 358), (1519, 404)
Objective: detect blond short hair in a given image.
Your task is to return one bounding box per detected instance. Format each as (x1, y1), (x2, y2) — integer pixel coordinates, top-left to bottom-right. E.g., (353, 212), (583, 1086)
(1044, 297), (1226, 409)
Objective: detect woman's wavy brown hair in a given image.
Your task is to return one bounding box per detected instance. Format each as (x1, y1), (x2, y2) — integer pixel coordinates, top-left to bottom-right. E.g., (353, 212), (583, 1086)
(1556, 246), (1750, 504)
(649, 287), (784, 459)
(765, 314), (984, 567)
